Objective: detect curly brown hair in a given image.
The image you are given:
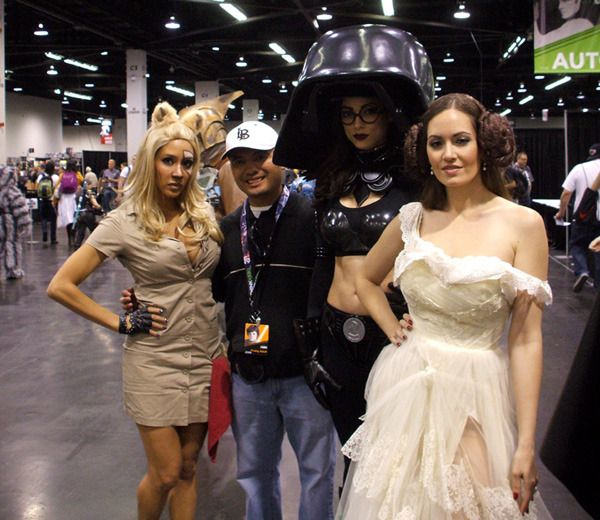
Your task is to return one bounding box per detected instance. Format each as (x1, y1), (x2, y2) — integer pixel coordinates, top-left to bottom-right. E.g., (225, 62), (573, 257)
(404, 93), (514, 210)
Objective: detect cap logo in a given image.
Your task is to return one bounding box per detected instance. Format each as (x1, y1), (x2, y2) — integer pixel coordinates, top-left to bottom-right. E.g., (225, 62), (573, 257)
(237, 128), (250, 140)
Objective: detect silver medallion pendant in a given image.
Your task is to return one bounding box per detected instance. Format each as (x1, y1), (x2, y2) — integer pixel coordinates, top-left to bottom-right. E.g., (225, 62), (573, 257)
(342, 316), (366, 343)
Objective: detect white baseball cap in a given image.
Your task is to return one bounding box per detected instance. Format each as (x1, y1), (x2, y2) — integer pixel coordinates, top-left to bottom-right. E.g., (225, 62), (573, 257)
(222, 121), (278, 159)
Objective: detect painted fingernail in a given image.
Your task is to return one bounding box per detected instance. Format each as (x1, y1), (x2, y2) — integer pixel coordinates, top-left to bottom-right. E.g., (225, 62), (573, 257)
(513, 492), (519, 500)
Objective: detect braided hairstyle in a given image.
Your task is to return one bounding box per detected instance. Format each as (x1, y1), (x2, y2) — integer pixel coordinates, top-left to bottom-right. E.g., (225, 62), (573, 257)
(404, 93), (514, 210)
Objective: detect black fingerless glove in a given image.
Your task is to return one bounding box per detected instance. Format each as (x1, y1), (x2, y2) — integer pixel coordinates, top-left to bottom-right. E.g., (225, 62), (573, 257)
(118, 307), (153, 335)
(293, 317), (342, 409)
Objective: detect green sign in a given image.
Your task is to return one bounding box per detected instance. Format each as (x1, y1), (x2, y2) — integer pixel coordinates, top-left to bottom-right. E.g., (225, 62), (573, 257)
(535, 25), (600, 74)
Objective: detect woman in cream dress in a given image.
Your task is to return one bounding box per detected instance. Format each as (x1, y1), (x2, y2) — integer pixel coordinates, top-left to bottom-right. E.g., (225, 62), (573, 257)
(338, 94), (553, 519)
(48, 101), (224, 519)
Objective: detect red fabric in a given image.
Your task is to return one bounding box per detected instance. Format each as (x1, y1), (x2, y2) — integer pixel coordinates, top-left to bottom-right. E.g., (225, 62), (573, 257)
(207, 355), (232, 463)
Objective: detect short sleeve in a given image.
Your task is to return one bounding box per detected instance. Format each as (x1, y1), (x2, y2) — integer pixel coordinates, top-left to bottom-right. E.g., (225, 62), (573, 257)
(562, 167), (578, 192)
(398, 202), (422, 244)
(500, 269), (553, 306)
(86, 210), (126, 259)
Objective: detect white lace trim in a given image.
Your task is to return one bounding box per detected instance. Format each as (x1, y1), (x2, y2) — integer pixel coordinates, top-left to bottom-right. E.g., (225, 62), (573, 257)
(395, 203), (552, 306)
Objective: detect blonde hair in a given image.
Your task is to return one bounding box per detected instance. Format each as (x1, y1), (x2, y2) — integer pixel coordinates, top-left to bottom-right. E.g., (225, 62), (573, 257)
(124, 101), (223, 244)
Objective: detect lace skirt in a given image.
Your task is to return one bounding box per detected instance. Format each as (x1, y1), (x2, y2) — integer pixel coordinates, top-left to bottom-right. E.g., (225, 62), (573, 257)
(336, 333), (553, 520)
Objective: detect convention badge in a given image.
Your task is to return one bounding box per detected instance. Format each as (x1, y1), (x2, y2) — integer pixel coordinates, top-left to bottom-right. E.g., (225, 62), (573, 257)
(244, 322), (270, 356)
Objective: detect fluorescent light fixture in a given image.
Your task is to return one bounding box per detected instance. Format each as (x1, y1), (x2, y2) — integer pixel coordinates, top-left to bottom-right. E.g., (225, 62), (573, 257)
(279, 83), (288, 93)
(102, 119), (112, 127)
(596, 81), (600, 91)
(87, 117), (102, 124)
(228, 104), (236, 109)
(212, 46), (220, 51)
(64, 58), (98, 71)
(99, 100), (107, 107)
(34, 23), (48, 36)
(576, 91), (585, 99)
(84, 83), (95, 88)
(316, 7), (332, 20)
(500, 34), (526, 63)
(62, 99), (69, 105)
(582, 107), (589, 112)
(500, 108), (512, 117)
(545, 76), (571, 90)
(494, 98), (501, 106)
(436, 75), (447, 81)
(165, 16), (180, 29)
(434, 82), (442, 92)
(506, 91), (513, 100)
(74, 120), (80, 126)
(13, 87), (23, 92)
(262, 77), (272, 84)
(381, 0), (394, 16)
(313, 19), (319, 29)
(443, 53), (454, 63)
(121, 103), (128, 108)
(45, 51), (64, 61)
(46, 65), (58, 76)
(557, 97), (565, 106)
(145, 73), (150, 78)
(269, 43), (286, 55)
(166, 84), (194, 97)
(454, 1), (470, 19)
(53, 88), (61, 95)
(236, 57), (247, 67)
(534, 75), (545, 80)
(100, 51), (108, 56)
(220, 3), (248, 22)
(517, 82), (527, 93)
(282, 54), (295, 64)
(64, 90), (93, 101)
(165, 80), (175, 84)
(519, 95), (534, 105)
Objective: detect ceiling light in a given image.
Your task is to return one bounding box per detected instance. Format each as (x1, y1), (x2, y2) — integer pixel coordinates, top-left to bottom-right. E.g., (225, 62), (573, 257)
(220, 3), (248, 22)
(316, 7), (332, 21)
(99, 100), (107, 108)
(500, 108), (512, 117)
(519, 95), (534, 105)
(500, 35), (525, 63)
(165, 80), (175, 84)
(506, 91), (513, 100)
(64, 90), (93, 101)
(262, 77), (272, 84)
(381, 0), (395, 16)
(62, 99), (69, 105)
(557, 97), (565, 106)
(64, 58), (98, 71)
(292, 80), (299, 87)
(282, 54), (295, 64)
(545, 76), (571, 90)
(576, 91), (585, 99)
(535, 75), (545, 80)
(313, 19), (319, 29)
(74, 120), (80, 126)
(100, 51), (108, 56)
(443, 53), (454, 63)
(258, 113), (265, 120)
(582, 107), (589, 113)
(228, 104), (236, 109)
(145, 73), (150, 78)
(494, 98), (501, 107)
(165, 16), (180, 30)
(453, 1), (471, 19)
(46, 65), (58, 76)
(517, 82), (527, 93)
(236, 56), (247, 67)
(436, 75), (447, 81)
(53, 88), (61, 95)
(279, 83), (288, 93)
(269, 42), (286, 55)
(84, 83), (95, 88)
(34, 23), (48, 36)
(434, 82), (442, 92)
(165, 84), (194, 97)
(87, 117), (102, 124)
(596, 81), (600, 91)
(121, 103), (128, 108)
(45, 51), (64, 61)
(13, 87), (23, 92)
(212, 46), (220, 51)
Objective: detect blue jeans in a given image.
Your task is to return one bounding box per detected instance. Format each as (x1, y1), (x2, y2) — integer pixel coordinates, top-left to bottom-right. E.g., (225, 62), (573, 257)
(232, 373), (336, 520)
(570, 221), (600, 287)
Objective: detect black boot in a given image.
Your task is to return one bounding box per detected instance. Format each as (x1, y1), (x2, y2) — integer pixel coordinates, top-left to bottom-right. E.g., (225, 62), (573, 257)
(42, 232), (48, 242)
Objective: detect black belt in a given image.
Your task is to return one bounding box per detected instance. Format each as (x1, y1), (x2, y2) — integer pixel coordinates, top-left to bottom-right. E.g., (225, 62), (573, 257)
(322, 303), (388, 367)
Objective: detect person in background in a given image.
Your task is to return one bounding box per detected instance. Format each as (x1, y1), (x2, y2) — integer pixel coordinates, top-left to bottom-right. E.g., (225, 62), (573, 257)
(555, 144), (600, 292)
(47, 101), (225, 520)
(37, 160), (58, 244)
(72, 180), (102, 249)
(0, 165), (31, 279)
(84, 166), (98, 189)
(116, 157), (134, 205)
(55, 159), (83, 248)
(99, 158), (120, 213)
(506, 151), (534, 206)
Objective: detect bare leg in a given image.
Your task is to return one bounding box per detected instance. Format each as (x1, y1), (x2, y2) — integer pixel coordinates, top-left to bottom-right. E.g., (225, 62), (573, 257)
(136, 425), (183, 520)
(168, 423), (208, 520)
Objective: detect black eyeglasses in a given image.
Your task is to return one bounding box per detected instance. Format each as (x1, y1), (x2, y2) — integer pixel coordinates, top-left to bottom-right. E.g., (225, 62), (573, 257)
(340, 104), (384, 125)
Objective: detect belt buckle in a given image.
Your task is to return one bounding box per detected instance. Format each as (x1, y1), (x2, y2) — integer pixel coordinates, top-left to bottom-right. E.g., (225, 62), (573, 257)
(342, 316), (366, 343)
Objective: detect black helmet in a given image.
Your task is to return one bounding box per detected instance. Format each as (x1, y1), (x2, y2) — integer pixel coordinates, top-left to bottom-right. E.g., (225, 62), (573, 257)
(274, 24), (434, 170)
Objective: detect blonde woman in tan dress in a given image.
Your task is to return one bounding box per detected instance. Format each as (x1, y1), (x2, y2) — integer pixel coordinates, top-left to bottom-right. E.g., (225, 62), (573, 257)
(47, 102), (225, 520)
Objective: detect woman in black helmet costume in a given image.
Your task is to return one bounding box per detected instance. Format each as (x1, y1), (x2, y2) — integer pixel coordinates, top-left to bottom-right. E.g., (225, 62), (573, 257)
(274, 24), (434, 475)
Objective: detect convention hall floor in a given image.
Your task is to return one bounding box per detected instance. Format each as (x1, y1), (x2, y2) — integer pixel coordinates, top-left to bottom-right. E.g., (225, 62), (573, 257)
(0, 226), (596, 520)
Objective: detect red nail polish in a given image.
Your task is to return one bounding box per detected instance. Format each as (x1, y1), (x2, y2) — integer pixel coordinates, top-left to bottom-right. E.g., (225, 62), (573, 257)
(513, 492), (519, 500)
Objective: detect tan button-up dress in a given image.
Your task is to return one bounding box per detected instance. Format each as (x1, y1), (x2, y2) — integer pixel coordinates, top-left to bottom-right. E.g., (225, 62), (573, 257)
(87, 205), (225, 427)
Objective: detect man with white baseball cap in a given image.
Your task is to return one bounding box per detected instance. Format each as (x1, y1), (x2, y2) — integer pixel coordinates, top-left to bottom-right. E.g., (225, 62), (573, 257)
(214, 120), (337, 519)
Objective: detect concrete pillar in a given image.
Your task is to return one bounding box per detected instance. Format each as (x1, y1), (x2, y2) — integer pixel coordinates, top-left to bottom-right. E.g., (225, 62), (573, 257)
(243, 99), (259, 122)
(195, 81), (219, 102)
(0, 0), (6, 164)
(126, 49), (148, 161)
